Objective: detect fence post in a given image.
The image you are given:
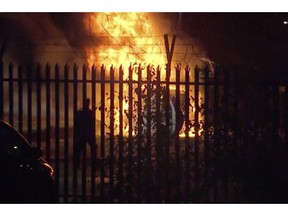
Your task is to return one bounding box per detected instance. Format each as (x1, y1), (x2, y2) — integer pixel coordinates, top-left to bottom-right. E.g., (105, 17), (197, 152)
(72, 63), (78, 202)
(64, 64), (69, 202)
(155, 66), (161, 202)
(127, 64), (133, 202)
(100, 64), (106, 201)
(194, 65), (200, 202)
(8, 63), (14, 126)
(45, 63), (51, 162)
(204, 66), (210, 201)
(164, 64), (171, 202)
(184, 65), (190, 202)
(146, 65), (152, 202)
(213, 66), (220, 202)
(81, 64), (87, 202)
(118, 65), (124, 202)
(174, 64), (181, 202)
(232, 68), (239, 202)
(109, 66), (115, 202)
(18, 65), (23, 133)
(54, 64), (60, 197)
(36, 63), (42, 149)
(91, 65), (96, 202)
(136, 65), (143, 202)
(27, 65), (32, 143)
(223, 69), (229, 202)
(0, 61), (3, 119)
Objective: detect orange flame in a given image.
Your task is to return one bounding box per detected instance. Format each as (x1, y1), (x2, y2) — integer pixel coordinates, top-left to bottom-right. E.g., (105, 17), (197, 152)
(84, 12), (205, 138)
(85, 12), (166, 75)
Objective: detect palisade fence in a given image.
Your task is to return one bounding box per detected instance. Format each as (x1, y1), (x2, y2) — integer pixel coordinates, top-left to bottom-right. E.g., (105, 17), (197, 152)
(1, 60), (288, 203)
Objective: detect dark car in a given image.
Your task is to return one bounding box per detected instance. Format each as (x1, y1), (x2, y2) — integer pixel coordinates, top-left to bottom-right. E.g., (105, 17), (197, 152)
(0, 120), (57, 203)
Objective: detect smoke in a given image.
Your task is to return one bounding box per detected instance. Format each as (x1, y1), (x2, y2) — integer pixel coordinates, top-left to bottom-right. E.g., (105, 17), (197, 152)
(0, 13), (90, 68)
(0, 13), (37, 66)
(0, 12), (210, 70)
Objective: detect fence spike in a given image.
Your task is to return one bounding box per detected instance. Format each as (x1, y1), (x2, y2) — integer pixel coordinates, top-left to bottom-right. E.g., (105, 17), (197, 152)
(92, 64), (96, 71)
(55, 63), (60, 71)
(9, 62), (13, 71)
(45, 63), (50, 70)
(73, 63), (78, 71)
(82, 64), (87, 72)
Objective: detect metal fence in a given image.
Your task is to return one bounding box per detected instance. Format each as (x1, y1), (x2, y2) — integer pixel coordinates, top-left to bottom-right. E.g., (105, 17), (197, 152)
(1, 61), (288, 203)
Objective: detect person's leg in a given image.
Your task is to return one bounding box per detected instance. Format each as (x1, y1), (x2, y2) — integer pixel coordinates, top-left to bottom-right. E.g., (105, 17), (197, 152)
(88, 136), (97, 165)
(75, 138), (85, 169)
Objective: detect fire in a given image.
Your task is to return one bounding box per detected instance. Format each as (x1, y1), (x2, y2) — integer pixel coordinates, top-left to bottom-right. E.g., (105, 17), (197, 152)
(85, 12), (166, 75)
(85, 12), (168, 136)
(179, 127), (204, 138)
(84, 12), (205, 138)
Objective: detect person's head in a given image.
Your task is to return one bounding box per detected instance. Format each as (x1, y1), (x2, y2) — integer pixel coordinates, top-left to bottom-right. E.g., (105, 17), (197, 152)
(84, 98), (90, 109)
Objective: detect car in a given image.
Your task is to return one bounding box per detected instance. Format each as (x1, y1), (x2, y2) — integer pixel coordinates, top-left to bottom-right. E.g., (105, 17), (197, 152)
(0, 120), (57, 203)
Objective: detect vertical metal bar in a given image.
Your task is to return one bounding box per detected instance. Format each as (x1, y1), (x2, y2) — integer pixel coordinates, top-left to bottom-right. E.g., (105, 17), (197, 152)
(184, 66), (190, 202)
(146, 65), (152, 202)
(18, 66), (23, 133)
(100, 65), (106, 201)
(204, 66), (210, 201)
(127, 65), (133, 202)
(109, 66), (115, 202)
(36, 63), (41, 149)
(136, 65), (142, 202)
(118, 66), (124, 202)
(223, 69), (229, 202)
(232, 69), (239, 202)
(81, 64), (87, 202)
(174, 64), (181, 201)
(54, 64), (60, 196)
(8, 63), (14, 126)
(0, 61), (3, 120)
(91, 65), (96, 202)
(72, 63), (78, 202)
(213, 66), (219, 202)
(155, 66), (161, 202)
(27, 65), (32, 143)
(45, 64), (51, 162)
(194, 66), (200, 201)
(164, 64), (171, 202)
(64, 64), (69, 202)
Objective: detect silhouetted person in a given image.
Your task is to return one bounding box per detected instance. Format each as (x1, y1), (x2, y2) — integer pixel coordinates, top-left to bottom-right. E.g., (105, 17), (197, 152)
(74, 98), (96, 169)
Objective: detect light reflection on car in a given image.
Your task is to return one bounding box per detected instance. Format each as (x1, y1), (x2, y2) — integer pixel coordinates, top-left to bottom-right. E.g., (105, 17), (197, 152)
(0, 120), (57, 203)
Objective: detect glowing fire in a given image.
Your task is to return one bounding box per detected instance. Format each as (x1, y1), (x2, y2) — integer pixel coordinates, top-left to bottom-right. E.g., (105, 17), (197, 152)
(179, 128), (204, 138)
(85, 12), (166, 76)
(84, 12), (205, 138)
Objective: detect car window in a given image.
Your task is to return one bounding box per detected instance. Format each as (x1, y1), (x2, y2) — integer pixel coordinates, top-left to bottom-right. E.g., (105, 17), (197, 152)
(0, 122), (31, 159)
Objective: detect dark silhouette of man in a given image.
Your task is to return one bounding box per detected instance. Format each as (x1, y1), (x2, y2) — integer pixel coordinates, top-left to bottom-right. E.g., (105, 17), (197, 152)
(74, 98), (96, 169)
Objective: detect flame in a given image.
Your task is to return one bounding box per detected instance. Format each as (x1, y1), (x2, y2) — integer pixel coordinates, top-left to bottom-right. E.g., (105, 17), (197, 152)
(85, 12), (167, 136)
(84, 12), (205, 138)
(85, 12), (166, 76)
(179, 127), (204, 138)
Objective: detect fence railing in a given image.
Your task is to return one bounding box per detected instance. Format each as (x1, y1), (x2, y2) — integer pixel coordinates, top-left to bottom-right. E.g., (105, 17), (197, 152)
(0, 61), (287, 203)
